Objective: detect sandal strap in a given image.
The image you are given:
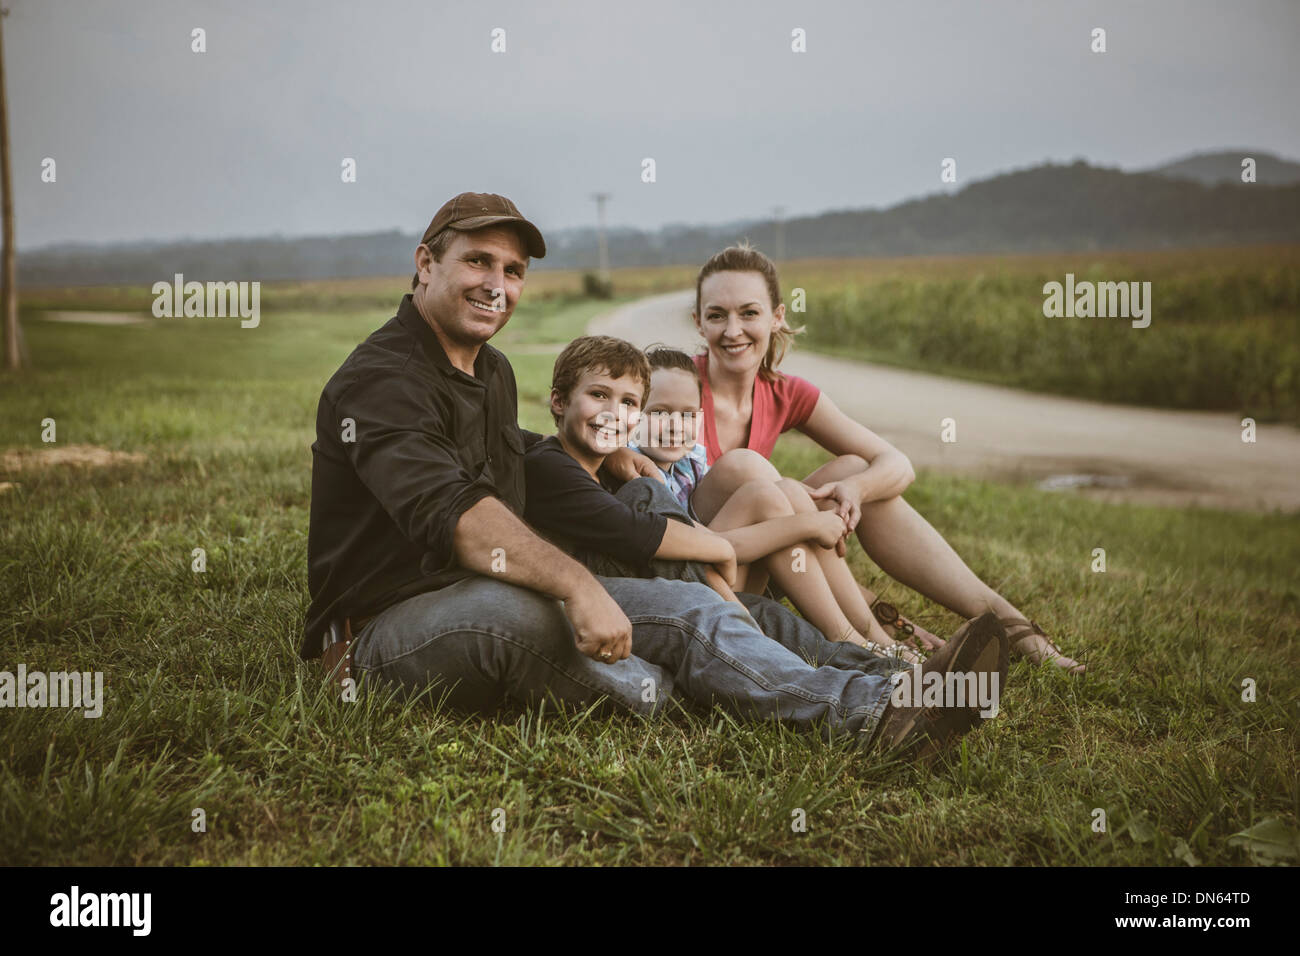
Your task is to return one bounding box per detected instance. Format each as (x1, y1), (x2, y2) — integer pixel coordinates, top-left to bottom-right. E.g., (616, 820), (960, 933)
(1000, 616), (1085, 673)
(999, 616), (1043, 641)
(1001, 616), (1067, 656)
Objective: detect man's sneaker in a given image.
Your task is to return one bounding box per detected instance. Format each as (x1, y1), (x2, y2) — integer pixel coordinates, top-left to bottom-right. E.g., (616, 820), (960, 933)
(869, 612), (1010, 765)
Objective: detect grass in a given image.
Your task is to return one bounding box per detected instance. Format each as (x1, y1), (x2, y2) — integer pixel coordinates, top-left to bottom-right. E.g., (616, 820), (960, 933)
(1, 276), (1297, 866)
(782, 244), (1300, 423)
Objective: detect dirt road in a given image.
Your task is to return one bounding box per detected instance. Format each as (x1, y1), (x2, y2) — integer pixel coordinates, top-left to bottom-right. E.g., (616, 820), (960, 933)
(589, 290), (1300, 513)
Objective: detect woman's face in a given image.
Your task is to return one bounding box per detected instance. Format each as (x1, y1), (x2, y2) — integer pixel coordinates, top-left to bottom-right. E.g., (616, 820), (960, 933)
(693, 271), (784, 377)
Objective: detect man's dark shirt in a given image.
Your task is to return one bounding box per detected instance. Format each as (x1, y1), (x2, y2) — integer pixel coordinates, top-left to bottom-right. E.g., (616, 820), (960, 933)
(302, 294), (539, 659)
(523, 435), (668, 568)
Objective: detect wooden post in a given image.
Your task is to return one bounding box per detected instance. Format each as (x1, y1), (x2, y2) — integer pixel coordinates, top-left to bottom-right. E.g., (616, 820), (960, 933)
(0, 8), (20, 371)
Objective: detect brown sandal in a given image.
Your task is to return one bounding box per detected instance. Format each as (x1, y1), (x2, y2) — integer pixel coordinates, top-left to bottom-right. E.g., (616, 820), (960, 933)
(871, 599), (946, 652)
(1000, 616), (1085, 675)
(861, 639), (924, 666)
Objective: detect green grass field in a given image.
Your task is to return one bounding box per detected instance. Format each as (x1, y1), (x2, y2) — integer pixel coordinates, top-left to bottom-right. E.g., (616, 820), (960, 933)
(781, 245), (1300, 423)
(1, 275), (1297, 866)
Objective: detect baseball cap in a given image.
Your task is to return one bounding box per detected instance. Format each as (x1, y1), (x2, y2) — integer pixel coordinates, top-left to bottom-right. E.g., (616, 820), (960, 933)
(420, 192), (546, 258)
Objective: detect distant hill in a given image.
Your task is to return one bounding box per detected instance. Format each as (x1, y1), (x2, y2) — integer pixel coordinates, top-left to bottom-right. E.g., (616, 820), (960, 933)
(20, 153), (1300, 287)
(1147, 149), (1300, 186)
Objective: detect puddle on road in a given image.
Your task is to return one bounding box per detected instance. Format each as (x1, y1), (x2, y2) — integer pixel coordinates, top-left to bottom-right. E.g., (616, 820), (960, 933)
(1037, 473), (1135, 492)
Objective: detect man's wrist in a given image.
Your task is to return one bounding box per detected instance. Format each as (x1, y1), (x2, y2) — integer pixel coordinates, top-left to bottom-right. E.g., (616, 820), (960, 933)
(554, 562), (598, 604)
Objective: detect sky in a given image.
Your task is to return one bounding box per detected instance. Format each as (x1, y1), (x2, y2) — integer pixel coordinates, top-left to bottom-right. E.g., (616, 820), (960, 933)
(10, 0), (1300, 250)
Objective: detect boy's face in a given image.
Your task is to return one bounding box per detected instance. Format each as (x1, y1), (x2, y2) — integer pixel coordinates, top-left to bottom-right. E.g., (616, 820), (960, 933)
(638, 367), (702, 465)
(551, 367), (644, 463)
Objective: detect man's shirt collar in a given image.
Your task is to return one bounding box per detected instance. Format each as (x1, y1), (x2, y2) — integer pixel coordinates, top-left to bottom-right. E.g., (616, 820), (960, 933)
(396, 293), (496, 381)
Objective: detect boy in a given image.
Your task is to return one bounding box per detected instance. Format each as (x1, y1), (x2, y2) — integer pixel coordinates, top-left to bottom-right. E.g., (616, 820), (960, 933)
(523, 336), (742, 602)
(526, 337), (917, 662)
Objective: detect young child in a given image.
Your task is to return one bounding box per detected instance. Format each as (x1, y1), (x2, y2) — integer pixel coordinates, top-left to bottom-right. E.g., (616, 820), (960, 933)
(525, 335), (917, 662)
(523, 335), (743, 605)
(632, 346), (919, 663)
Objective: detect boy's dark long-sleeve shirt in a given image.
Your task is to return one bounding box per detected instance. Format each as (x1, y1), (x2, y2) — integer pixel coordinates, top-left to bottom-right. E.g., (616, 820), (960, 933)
(303, 293), (544, 660)
(523, 435), (668, 568)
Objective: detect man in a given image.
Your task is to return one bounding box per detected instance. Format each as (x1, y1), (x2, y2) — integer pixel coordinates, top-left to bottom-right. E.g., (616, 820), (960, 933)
(303, 191), (1008, 757)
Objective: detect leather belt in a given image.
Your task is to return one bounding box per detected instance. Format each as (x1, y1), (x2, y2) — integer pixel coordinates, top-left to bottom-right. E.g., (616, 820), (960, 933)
(321, 613), (380, 687)
(322, 616), (358, 686)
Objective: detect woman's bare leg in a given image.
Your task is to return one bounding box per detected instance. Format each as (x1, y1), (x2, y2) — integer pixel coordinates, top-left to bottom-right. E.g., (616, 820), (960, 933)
(803, 455), (1015, 617)
(692, 451), (923, 657)
(803, 454), (1082, 671)
(688, 452), (779, 595)
(854, 582), (944, 652)
(690, 449), (780, 525)
(707, 480), (871, 647)
(771, 478), (899, 646)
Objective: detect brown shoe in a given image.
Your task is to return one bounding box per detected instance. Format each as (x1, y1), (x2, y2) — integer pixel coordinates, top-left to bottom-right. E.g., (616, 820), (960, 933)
(871, 612), (1009, 764)
(913, 616), (1009, 762)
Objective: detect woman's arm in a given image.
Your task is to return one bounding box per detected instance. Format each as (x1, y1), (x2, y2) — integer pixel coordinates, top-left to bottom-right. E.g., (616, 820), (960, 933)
(797, 393), (916, 505)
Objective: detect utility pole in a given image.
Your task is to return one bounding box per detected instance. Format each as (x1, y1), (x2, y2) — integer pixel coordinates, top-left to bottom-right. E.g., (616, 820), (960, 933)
(591, 192), (610, 284)
(772, 205), (786, 262)
(0, 6), (20, 370)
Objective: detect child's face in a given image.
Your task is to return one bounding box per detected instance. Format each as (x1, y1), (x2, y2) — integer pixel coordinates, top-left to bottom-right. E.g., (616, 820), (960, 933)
(551, 367), (644, 461)
(638, 367), (702, 465)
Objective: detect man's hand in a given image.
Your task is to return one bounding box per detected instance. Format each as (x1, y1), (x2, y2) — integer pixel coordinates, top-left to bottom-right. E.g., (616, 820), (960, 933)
(562, 584), (633, 663)
(453, 496), (634, 664)
(601, 446), (667, 485)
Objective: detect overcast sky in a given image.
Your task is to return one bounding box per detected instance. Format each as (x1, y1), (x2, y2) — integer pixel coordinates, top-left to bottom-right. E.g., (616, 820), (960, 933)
(11, 0), (1300, 250)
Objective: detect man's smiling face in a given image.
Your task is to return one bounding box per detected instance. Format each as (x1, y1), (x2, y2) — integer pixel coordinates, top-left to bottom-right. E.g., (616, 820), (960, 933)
(412, 225), (529, 355)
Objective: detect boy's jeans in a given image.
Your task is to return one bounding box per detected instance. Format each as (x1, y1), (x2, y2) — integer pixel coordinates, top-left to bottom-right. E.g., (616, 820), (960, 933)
(352, 480), (901, 742)
(351, 574), (895, 742)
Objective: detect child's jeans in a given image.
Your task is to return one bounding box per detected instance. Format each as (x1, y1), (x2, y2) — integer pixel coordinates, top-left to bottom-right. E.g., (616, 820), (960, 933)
(577, 476), (715, 586)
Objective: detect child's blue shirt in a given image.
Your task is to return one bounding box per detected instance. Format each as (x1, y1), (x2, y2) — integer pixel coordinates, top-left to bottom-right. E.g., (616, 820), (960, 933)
(628, 441), (709, 513)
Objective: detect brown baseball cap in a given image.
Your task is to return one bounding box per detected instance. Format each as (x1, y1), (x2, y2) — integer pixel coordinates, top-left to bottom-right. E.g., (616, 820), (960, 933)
(420, 192), (546, 259)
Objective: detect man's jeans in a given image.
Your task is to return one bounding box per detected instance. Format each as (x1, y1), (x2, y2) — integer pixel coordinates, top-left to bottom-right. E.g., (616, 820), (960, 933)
(351, 576), (899, 745)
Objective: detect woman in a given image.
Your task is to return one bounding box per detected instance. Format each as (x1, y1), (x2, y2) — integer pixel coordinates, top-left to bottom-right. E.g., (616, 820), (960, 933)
(623, 243), (1085, 674)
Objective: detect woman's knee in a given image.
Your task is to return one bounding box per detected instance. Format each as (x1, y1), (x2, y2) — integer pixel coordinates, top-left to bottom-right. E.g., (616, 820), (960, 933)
(775, 476), (816, 512)
(691, 449), (780, 524)
(713, 448), (780, 484)
(736, 478), (794, 519)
